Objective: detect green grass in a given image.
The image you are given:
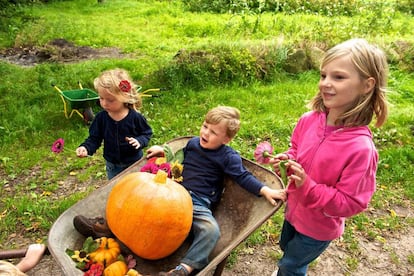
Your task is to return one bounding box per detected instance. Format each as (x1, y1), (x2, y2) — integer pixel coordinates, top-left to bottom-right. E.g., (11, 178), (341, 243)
(1, 0), (414, 272)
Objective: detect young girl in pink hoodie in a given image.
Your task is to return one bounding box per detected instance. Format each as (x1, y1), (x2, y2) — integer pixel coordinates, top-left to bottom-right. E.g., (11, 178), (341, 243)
(270, 38), (389, 276)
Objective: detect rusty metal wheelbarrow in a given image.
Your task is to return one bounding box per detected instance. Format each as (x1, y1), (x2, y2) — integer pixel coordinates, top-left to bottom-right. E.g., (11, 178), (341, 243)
(47, 136), (284, 275)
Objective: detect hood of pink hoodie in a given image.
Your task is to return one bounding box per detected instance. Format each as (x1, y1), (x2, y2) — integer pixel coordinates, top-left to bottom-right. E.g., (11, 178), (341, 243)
(285, 111), (377, 241)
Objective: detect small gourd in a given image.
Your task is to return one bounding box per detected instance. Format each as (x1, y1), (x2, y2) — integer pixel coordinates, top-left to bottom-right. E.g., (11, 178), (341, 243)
(106, 170), (193, 260)
(103, 260), (128, 276)
(88, 237), (121, 267)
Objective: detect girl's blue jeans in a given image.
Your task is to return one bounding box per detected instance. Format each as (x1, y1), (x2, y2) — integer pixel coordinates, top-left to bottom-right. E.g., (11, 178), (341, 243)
(181, 192), (221, 270)
(106, 161), (130, 180)
(277, 220), (331, 276)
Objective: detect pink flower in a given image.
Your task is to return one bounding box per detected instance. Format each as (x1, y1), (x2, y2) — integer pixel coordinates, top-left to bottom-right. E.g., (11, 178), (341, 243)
(119, 80), (131, 92)
(158, 162), (171, 177)
(83, 263), (103, 276)
(254, 141), (275, 164)
(140, 162), (159, 174)
(51, 138), (65, 153)
(125, 254), (137, 269)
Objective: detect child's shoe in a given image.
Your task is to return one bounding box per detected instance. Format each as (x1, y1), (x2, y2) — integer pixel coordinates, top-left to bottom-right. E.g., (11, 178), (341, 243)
(158, 265), (189, 276)
(73, 215), (113, 239)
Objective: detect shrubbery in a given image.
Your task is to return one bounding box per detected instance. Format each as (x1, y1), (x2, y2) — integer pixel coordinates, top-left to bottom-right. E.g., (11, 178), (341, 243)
(151, 44), (289, 89)
(184, 0), (414, 16)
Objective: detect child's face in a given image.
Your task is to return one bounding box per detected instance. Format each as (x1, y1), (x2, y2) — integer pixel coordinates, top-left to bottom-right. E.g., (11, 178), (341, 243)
(98, 89), (125, 113)
(199, 120), (231, 150)
(319, 55), (373, 119)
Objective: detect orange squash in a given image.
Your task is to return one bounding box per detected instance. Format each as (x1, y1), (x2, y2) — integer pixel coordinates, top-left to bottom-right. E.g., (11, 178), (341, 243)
(106, 170), (193, 260)
(88, 237), (120, 267)
(103, 260), (128, 276)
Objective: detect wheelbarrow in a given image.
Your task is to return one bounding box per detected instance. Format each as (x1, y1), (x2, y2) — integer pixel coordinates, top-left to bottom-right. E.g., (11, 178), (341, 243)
(47, 136), (285, 275)
(53, 82), (165, 124)
(52, 82), (99, 124)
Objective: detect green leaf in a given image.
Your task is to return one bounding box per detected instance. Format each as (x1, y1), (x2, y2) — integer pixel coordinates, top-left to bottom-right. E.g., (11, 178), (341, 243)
(76, 261), (87, 270)
(82, 236), (99, 253)
(163, 144), (175, 163)
(65, 248), (75, 258)
(279, 160), (288, 187)
(173, 149), (184, 163)
(163, 144), (184, 163)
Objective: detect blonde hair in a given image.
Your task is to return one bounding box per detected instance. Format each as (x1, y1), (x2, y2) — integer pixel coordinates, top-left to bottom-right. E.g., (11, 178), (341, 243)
(0, 261), (27, 276)
(94, 68), (142, 111)
(205, 106), (241, 138)
(309, 38), (389, 127)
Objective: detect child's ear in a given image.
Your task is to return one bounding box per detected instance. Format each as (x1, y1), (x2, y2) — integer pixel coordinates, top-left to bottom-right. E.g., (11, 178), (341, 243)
(222, 136), (232, 145)
(363, 77), (376, 94)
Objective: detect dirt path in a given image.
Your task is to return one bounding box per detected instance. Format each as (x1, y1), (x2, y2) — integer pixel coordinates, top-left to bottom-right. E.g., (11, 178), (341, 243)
(25, 224), (414, 275)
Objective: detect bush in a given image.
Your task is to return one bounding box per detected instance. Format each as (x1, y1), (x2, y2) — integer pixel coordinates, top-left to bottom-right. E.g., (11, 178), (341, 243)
(395, 0), (414, 15)
(184, 0), (364, 16)
(151, 44), (288, 90)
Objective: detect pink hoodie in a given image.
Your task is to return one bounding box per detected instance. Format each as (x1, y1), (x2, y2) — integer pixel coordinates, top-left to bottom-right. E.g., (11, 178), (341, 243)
(284, 111), (377, 241)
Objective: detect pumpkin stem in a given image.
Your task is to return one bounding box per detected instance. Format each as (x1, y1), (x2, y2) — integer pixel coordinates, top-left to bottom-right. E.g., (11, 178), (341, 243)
(154, 170), (168, 184)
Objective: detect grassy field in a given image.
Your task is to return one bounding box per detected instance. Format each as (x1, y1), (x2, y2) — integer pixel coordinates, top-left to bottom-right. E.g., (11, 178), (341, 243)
(0, 0), (413, 272)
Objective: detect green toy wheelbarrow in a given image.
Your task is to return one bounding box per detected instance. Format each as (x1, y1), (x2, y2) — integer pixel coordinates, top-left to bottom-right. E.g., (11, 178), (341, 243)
(52, 81), (99, 124)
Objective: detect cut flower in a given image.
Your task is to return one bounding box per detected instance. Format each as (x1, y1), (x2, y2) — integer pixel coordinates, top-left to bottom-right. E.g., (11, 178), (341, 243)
(119, 80), (131, 92)
(254, 141), (275, 164)
(140, 144), (184, 183)
(71, 250), (89, 263)
(51, 138), (65, 154)
(66, 236), (137, 275)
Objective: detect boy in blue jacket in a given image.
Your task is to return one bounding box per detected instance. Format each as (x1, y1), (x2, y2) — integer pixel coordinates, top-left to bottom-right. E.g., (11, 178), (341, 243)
(147, 106), (286, 275)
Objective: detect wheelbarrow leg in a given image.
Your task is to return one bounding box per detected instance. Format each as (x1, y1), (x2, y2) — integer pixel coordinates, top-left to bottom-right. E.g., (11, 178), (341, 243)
(212, 255), (228, 276)
(82, 107), (95, 124)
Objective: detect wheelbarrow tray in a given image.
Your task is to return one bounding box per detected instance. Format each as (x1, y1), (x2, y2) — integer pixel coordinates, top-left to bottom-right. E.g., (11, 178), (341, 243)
(48, 136), (284, 275)
(61, 89), (99, 109)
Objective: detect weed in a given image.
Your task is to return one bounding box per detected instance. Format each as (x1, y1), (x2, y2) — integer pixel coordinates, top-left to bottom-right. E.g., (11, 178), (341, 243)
(408, 253), (414, 265)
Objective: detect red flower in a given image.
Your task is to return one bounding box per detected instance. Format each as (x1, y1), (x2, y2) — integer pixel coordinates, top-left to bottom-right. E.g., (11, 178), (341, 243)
(146, 157), (159, 164)
(158, 162), (171, 177)
(119, 80), (131, 92)
(254, 141), (275, 164)
(51, 138), (65, 154)
(83, 263), (103, 276)
(140, 160), (172, 177)
(140, 162), (160, 174)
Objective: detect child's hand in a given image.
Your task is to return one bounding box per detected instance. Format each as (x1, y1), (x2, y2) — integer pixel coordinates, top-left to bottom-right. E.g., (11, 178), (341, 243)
(260, 186), (287, 206)
(287, 160), (307, 188)
(269, 153), (289, 174)
(146, 145), (164, 159)
(125, 137), (141, 149)
(76, 146), (89, 158)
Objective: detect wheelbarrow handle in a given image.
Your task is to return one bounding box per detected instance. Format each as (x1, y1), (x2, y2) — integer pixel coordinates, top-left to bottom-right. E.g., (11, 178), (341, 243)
(51, 83), (63, 93)
(0, 247), (50, 260)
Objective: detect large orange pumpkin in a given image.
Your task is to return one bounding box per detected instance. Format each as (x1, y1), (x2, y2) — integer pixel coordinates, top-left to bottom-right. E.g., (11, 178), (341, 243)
(106, 170), (193, 260)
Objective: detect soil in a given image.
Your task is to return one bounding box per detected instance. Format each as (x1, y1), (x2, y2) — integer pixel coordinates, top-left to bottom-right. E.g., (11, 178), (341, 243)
(2, 40), (414, 275)
(0, 38), (129, 66)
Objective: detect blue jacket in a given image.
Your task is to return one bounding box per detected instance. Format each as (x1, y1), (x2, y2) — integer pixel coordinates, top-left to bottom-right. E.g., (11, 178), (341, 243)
(80, 109), (152, 165)
(182, 137), (264, 204)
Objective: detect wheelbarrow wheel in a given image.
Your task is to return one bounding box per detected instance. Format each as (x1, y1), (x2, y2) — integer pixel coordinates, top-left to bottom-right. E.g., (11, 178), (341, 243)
(83, 107), (95, 124)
